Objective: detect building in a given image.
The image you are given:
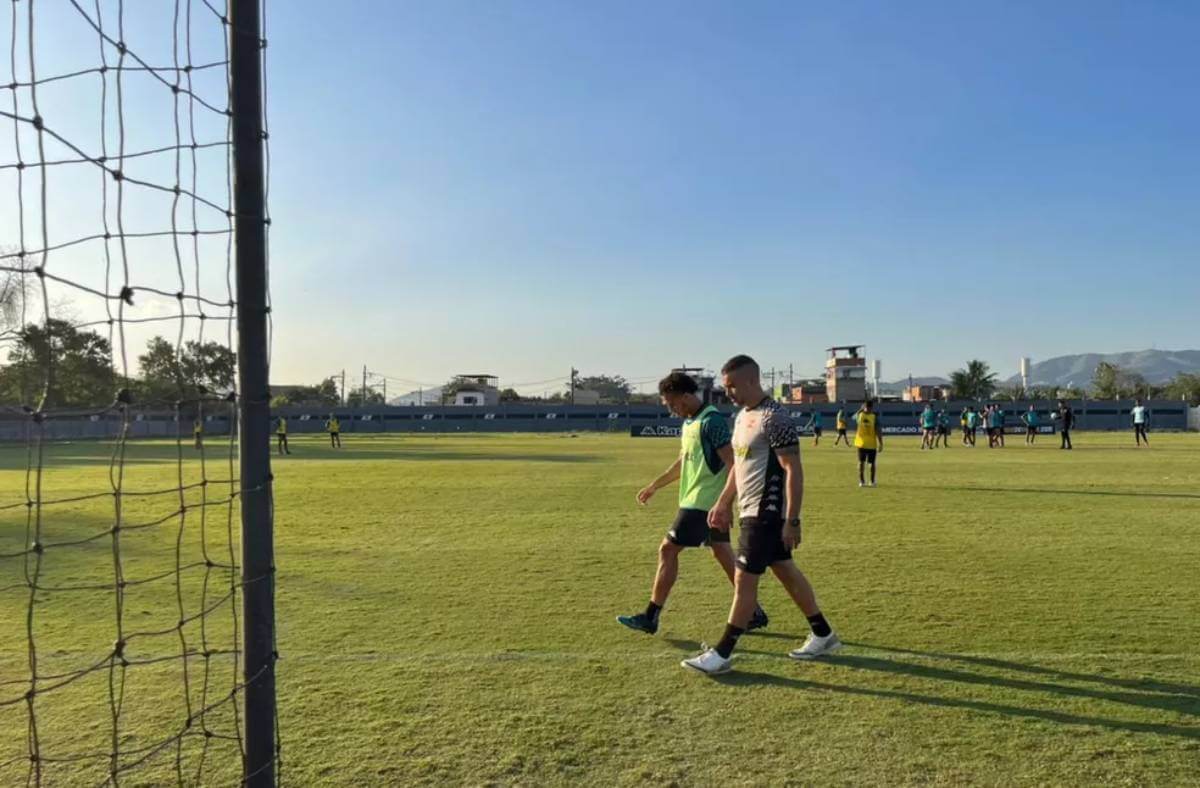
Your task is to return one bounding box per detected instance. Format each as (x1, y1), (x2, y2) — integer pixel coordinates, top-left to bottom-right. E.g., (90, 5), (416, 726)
(777, 379), (828, 404)
(825, 345), (868, 402)
(673, 367), (728, 405)
(450, 374), (500, 407)
(902, 385), (951, 402)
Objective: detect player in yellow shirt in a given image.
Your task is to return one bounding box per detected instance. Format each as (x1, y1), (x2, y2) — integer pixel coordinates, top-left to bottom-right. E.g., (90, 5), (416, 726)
(853, 399), (883, 487)
(193, 418), (203, 450)
(326, 414), (342, 448)
(275, 416), (291, 455)
(833, 406), (851, 446)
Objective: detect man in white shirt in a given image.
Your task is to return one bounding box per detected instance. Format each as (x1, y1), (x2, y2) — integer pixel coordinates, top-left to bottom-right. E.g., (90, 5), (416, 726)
(1131, 398), (1150, 447)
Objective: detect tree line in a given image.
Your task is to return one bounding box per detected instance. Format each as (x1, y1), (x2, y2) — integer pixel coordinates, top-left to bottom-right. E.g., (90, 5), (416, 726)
(947, 359), (1200, 404)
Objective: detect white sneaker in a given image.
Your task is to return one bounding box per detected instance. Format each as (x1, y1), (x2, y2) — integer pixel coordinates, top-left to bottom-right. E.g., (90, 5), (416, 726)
(858, 481), (864, 488)
(681, 647), (732, 675)
(869, 481), (877, 488)
(788, 632), (843, 661)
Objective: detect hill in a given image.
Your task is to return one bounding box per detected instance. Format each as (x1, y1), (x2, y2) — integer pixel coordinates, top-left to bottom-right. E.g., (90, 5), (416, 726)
(1008, 349), (1200, 386)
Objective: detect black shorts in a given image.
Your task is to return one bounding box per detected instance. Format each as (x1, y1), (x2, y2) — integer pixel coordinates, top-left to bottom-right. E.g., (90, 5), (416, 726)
(736, 515), (791, 575)
(331, 431), (340, 437)
(837, 428), (847, 436)
(857, 448), (877, 463)
(938, 426), (949, 436)
(1026, 426), (1037, 434)
(666, 508), (730, 548)
(813, 426), (823, 436)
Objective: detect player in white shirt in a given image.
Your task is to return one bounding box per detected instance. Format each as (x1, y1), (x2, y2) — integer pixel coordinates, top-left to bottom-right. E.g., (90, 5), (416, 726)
(1131, 398), (1150, 447)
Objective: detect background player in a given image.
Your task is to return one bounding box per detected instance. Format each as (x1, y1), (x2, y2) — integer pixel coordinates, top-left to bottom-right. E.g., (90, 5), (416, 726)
(1054, 399), (1075, 450)
(805, 409), (824, 446)
(1132, 398), (1150, 446)
(1021, 405), (1039, 444)
(855, 398), (883, 487)
(326, 414), (342, 448)
(619, 372), (768, 635)
(920, 402), (937, 449)
(833, 406), (850, 446)
(276, 416), (291, 455)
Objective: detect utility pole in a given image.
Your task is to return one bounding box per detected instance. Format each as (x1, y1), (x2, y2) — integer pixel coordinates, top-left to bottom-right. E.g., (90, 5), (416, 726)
(340, 369), (346, 406)
(382, 378), (387, 404)
(569, 367), (579, 405)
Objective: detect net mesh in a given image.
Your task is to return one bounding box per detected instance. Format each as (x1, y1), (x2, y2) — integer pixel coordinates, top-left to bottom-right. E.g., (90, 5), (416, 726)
(0, 1), (274, 784)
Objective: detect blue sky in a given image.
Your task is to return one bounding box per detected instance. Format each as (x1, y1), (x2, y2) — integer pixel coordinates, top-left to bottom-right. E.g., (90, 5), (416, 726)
(6, 1), (1198, 395)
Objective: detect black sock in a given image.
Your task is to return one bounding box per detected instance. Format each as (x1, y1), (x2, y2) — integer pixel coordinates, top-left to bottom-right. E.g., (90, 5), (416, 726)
(715, 624), (745, 659)
(644, 601), (662, 623)
(806, 613), (832, 638)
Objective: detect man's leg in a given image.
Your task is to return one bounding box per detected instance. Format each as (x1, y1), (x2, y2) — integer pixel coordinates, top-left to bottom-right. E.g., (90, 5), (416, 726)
(1142, 426), (1149, 446)
(714, 568), (760, 658)
(650, 539), (683, 607)
(858, 460), (866, 485)
(869, 454), (877, 484)
(771, 560), (818, 615)
(772, 560), (841, 659)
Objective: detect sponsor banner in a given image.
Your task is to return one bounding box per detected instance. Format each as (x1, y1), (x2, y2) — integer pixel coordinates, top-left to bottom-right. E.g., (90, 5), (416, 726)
(631, 425), (681, 438)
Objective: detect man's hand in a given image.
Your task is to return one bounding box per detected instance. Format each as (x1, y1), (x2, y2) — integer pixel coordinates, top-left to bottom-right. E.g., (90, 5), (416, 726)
(782, 520), (801, 550)
(636, 485), (656, 506)
(877, 444), (883, 454)
(708, 505), (733, 532)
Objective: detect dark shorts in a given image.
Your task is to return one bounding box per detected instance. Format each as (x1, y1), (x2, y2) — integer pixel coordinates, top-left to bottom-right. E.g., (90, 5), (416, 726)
(736, 515), (791, 575)
(857, 447), (877, 463)
(666, 508), (730, 548)
(331, 431), (340, 437)
(837, 428), (847, 436)
(938, 426), (949, 435)
(1026, 426), (1037, 434)
(813, 426), (823, 436)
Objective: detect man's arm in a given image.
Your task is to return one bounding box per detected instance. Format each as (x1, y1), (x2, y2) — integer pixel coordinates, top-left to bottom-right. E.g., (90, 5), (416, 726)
(777, 448), (803, 549)
(636, 457), (681, 505)
(708, 464), (738, 531)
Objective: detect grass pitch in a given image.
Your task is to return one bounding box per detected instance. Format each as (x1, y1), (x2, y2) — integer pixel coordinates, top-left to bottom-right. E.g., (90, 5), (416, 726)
(2, 431), (1199, 785)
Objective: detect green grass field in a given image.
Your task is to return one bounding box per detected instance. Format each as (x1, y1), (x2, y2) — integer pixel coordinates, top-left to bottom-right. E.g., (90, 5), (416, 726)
(2, 431), (1199, 785)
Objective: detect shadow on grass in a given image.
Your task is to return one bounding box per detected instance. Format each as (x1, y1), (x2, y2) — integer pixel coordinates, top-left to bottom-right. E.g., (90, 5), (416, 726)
(931, 485), (1200, 501)
(721, 641), (1200, 740)
(664, 637), (702, 652)
(847, 641), (1200, 700)
(714, 669), (1200, 740)
(0, 443), (602, 469)
(275, 449), (601, 464)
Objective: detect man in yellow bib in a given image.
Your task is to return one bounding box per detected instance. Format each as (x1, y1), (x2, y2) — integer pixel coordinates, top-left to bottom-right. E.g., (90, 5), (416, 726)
(853, 399), (883, 487)
(326, 414), (342, 448)
(193, 418), (204, 450)
(833, 406), (850, 446)
(276, 416), (291, 455)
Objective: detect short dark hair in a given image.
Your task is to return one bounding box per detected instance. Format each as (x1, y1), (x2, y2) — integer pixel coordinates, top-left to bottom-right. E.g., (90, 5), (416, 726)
(658, 372), (698, 397)
(721, 354), (758, 375)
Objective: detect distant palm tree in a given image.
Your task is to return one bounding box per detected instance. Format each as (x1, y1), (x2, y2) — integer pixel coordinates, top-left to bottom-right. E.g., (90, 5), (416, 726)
(949, 360), (998, 400)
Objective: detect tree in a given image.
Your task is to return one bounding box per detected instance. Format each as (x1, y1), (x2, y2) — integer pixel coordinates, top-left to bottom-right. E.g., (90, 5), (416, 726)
(499, 388), (521, 403)
(276, 377), (341, 407)
(1091, 362), (1149, 400)
(996, 384), (1025, 402)
(572, 374), (632, 403)
(0, 318), (116, 408)
(346, 386), (384, 407)
(1164, 372), (1200, 405)
(137, 336), (237, 405)
(948, 360), (997, 400)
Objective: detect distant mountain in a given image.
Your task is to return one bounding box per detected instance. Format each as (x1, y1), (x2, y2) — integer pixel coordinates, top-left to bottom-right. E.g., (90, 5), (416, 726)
(878, 376), (949, 393)
(1007, 350), (1200, 387)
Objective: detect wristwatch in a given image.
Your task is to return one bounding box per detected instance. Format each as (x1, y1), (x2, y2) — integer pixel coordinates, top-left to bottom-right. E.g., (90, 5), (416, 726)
(786, 517), (801, 529)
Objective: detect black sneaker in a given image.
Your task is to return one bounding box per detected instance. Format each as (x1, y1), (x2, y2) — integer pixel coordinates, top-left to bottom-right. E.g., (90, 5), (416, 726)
(616, 613), (658, 635)
(746, 608), (770, 632)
